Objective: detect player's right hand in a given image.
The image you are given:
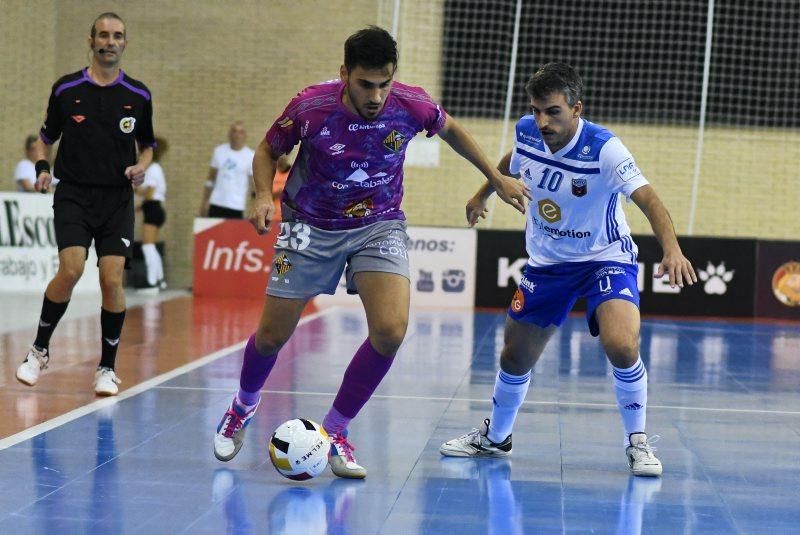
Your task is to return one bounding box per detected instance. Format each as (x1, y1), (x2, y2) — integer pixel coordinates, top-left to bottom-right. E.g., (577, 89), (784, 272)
(466, 195), (489, 227)
(249, 197), (275, 235)
(35, 171), (52, 193)
(491, 173), (530, 214)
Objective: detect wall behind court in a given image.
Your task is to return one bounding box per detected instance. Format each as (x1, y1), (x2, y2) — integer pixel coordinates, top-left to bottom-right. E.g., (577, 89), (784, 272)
(1, 1), (797, 289)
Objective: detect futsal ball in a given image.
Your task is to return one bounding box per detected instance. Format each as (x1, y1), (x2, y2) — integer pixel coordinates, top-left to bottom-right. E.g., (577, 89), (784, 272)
(269, 418), (331, 480)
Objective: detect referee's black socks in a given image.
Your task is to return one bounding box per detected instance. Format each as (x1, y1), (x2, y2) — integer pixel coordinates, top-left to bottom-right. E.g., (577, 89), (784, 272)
(100, 309), (126, 369)
(34, 296), (70, 351)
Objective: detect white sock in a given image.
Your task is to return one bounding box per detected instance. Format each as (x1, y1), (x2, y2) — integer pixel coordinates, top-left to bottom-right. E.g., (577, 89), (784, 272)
(488, 369), (531, 443)
(612, 357), (648, 446)
(141, 243), (163, 286)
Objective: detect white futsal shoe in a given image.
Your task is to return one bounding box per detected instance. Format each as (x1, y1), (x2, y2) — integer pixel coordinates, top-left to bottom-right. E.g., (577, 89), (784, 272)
(440, 419), (512, 457)
(626, 433), (662, 477)
(328, 432), (367, 479)
(94, 367), (122, 396)
(214, 396), (260, 462)
(16, 346), (50, 386)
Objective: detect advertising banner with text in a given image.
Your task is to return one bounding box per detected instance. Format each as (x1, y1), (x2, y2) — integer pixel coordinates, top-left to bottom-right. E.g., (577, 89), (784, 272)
(314, 226), (477, 308)
(0, 192), (99, 294)
(475, 229), (759, 317)
(192, 218), (278, 298)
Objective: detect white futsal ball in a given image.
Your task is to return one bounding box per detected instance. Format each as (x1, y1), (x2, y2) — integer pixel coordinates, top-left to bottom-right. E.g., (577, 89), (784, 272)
(269, 418), (330, 480)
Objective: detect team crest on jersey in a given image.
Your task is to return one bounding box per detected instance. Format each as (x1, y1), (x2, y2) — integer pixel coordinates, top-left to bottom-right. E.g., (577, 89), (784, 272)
(273, 253), (293, 276)
(344, 198), (374, 218)
(382, 130), (406, 153)
(119, 117), (135, 133)
(572, 178), (587, 197)
(510, 288), (525, 313)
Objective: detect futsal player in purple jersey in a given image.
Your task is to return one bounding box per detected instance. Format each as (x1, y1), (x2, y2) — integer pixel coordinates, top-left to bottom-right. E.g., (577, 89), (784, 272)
(213, 26), (531, 478)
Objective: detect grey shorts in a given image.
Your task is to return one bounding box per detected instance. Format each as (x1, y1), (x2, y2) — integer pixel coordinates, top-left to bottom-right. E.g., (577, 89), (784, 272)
(266, 220), (410, 298)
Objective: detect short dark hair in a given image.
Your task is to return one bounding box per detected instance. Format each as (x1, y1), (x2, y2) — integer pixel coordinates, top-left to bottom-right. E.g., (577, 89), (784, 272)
(152, 137), (168, 162)
(525, 63), (584, 107)
(90, 12), (126, 39)
(344, 26), (397, 72)
(25, 135), (37, 151)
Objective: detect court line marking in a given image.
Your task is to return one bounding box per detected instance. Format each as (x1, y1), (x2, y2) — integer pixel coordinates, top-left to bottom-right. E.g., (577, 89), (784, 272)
(0, 307), (338, 451)
(151, 386), (800, 416)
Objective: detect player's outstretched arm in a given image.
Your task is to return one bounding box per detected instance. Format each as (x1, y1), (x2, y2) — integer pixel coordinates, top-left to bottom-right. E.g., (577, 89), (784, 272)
(465, 150), (519, 226)
(438, 114), (530, 214)
(249, 138), (279, 235)
(631, 185), (697, 288)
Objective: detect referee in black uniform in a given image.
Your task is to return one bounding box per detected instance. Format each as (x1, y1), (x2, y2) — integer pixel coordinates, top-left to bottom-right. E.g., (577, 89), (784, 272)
(16, 12), (155, 396)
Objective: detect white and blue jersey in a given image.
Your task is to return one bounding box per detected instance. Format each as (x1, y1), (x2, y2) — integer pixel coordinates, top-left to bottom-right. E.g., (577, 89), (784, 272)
(510, 117), (649, 267)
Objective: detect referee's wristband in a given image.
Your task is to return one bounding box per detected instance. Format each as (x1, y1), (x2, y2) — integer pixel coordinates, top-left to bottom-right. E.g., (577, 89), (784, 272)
(35, 159), (51, 176)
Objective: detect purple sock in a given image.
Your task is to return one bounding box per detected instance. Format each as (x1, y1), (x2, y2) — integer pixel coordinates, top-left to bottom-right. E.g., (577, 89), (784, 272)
(322, 338), (394, 434)
(237, 334), (277, 405)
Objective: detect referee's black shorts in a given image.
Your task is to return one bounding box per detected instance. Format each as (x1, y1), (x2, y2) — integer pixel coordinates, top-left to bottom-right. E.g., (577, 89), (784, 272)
(53, 182), (134, 265)
(142, 200), (166, 227)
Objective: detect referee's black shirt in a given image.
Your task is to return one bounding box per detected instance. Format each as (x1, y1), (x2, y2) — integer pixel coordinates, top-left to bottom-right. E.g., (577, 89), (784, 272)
(40, 68), (155, 187)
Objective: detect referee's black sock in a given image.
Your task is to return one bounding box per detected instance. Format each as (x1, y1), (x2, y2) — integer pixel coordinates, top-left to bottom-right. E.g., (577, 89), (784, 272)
(33, 296), (70, 351)
(99, 308), (126, 370)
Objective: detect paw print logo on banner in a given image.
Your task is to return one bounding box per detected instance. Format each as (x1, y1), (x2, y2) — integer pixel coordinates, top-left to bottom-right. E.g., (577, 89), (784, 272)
(698, 262), (734, 295)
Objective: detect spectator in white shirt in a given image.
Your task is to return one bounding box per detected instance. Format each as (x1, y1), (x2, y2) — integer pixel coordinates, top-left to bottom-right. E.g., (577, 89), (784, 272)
(136, 137), (168, 292)
(198, 121), (255, 218)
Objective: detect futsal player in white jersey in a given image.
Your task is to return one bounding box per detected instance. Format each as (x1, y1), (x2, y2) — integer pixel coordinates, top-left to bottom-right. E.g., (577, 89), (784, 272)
(440, 63), (697, 476)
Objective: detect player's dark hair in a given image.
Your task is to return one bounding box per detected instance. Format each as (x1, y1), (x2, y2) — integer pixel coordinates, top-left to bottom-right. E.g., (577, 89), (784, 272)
(152, 137), (168, 162)
(25, 135), (38, 151)
(344, 26), (398, 72)
(90, 12), (126, 38)
(525, 63), (584, 106)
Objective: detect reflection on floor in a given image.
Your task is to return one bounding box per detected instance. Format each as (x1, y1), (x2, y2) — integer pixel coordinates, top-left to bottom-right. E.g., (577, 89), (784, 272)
(0, 297), (798, 533)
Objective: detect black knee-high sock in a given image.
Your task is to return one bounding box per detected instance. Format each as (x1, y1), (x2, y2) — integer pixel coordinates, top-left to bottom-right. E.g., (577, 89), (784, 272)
(33, 296), (70, 350)
(99, 309), (126, 369)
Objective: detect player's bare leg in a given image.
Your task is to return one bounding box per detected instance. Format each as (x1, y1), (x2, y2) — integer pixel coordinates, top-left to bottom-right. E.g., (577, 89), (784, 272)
(596, 300), (661, 476)
(17, 246), (86, 386)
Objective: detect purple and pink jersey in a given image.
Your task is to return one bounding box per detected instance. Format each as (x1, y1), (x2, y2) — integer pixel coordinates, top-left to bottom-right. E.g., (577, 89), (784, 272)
(265, 79), (446, 230)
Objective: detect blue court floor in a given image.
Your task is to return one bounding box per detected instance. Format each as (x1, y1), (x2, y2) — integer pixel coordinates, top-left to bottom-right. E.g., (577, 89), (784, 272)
(1, 305), (799, 533)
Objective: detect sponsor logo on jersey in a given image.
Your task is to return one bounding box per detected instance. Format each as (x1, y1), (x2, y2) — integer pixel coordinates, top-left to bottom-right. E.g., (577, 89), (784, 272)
(519, 274), (536, 293)
(519, 132), (541, 145)
(320, 126), (331, 136)
(333, 169), (394, 190)
(532, 215), (592, 240)
(348, 122), (386, 132)
(344, 198), (374, 218)
(595, 266), (626, 279)
(572, 178), (587, 197)
(301, 120), (310, 137)
(615, 158), (641, 182)
(119, 117), (136, 133)
(537, 199), (561, 223)
(382, 130), (406, 153)
(273, 253), (293, 276)
(329, 143), (346, 155)
(510, 287), (525, 313)
(72, 115), (86, 123)
(278, 117), (293, 128)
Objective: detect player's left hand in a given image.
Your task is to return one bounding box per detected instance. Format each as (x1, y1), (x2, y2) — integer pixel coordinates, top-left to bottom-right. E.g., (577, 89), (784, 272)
(654, 250), (697, 288)
(490, 173), (530, 214)
(125, 164), (146, 187)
